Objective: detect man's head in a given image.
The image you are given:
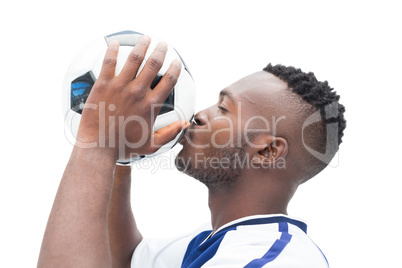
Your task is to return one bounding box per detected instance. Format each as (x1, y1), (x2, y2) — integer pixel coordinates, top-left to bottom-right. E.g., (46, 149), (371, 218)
(175, 63), (346, 192)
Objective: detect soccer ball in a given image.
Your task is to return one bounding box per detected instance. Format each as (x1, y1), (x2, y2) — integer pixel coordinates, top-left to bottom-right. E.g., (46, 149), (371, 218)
(63, 30), (196, 164)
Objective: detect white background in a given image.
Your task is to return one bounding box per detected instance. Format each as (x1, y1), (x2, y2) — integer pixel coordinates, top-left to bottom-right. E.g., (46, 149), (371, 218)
(1, 1), (401, 267)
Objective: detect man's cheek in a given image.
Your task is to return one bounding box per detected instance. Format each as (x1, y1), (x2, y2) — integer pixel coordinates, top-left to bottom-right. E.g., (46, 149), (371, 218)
(210, 127), (235, 148)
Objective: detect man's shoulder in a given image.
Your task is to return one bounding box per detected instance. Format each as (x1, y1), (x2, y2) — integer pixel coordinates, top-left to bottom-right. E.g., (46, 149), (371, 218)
(184, 215), (329, 268)
(131, 215), (329, 268)
(131, 222), (211, 268)
(228, 222), (329, 267)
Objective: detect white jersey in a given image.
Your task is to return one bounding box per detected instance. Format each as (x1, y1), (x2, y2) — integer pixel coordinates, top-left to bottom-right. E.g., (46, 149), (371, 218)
(131, 214), (329, 268)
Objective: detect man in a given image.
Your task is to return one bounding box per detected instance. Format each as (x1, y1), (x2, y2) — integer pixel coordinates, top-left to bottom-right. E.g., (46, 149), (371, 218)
(38, 35), (345, 267)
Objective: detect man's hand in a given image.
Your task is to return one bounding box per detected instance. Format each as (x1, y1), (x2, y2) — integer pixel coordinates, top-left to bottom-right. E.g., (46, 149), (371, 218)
(38, 36), (186, 268)
(77, 36), (185, 159)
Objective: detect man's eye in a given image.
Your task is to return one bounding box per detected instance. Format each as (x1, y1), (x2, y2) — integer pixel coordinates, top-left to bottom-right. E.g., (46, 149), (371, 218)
(218, 106), (228, 112)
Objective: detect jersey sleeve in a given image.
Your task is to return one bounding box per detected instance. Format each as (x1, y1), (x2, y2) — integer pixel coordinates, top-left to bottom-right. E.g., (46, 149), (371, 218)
(130, 234), (192, 268)
(131, 223), (211, 268)
(201, 223), (329, 268)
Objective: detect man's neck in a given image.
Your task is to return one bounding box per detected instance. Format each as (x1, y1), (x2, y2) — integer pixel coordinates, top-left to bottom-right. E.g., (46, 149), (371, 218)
(207, 178), (291, 232)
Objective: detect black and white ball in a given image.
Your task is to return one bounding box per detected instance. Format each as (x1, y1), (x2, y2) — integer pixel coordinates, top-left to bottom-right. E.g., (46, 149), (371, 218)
(63, 30), (196, 164)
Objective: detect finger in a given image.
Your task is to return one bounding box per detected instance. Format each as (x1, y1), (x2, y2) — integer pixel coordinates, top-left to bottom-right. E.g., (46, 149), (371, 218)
(99, 40), (119, 80)
(135, 42), (168, 89)
(151, 120), (190, 149)
(150, 58), (182, 107)
(118, 35), (151, 84)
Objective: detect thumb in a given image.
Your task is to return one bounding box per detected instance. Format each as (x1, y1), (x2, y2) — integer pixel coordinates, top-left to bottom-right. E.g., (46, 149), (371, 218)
(151, 120), (190, 149)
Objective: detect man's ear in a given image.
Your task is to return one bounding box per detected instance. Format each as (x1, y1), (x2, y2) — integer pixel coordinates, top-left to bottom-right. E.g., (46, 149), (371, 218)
(249, 135), (288, 166)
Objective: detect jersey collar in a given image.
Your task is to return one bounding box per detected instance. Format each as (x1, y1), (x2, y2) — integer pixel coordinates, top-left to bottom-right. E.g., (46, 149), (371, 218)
(211, 214), (308, 237)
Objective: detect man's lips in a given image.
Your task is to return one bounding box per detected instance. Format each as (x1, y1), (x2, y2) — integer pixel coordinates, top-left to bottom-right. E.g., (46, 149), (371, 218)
(179, 131), (187, 145)
(179, 123), (196, 145)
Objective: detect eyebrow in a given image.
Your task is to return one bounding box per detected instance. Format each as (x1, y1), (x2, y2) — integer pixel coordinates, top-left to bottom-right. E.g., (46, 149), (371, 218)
(219, 89), (236, 103)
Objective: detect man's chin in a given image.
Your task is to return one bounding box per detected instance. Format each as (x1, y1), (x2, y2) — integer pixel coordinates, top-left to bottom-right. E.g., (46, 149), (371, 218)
(174, 149), (187, 171)
(176, 139), (193, 158)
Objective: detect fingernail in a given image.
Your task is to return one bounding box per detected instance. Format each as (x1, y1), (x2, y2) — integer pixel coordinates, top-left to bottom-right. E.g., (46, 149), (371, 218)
(109, 40), (119, 48)
(156, 42), (168, 51)
(182, 121), (191, 130)
(139, 35), (151, 45)
(172, 58), (182, 68)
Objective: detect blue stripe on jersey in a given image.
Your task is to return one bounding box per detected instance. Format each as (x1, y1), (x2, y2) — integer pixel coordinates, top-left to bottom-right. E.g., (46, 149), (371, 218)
(244, 222), (292, 268)
(181, 216), (305, 268)
(181, 228), (236, 268)
(217, 216), (307, 234)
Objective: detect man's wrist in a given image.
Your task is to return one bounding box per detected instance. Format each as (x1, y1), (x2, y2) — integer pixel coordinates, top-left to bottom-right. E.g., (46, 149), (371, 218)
(114, 164), (132, 174)
(71, 145), (119, 169)
(114, 164), (132, 184)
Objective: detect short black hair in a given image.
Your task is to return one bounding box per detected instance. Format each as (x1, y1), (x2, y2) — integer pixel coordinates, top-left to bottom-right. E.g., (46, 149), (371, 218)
(263, 63), (346, 145)
(263, 63), (346, 179)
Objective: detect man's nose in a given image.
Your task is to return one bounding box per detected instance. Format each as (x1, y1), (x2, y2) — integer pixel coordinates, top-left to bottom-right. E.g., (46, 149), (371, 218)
(193, 110), (209, 126)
